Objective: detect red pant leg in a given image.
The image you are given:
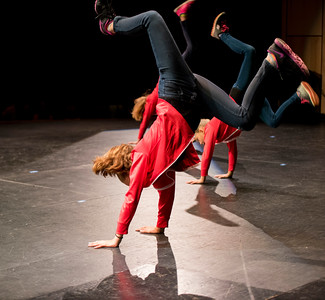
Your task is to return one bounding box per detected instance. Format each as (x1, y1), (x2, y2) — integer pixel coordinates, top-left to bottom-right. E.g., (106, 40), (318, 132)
(153, 170), (176, 228)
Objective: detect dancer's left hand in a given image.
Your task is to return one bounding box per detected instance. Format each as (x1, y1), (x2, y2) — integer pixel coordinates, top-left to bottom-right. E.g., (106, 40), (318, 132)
(136, 226), (164, 234)
(128, 139), (141, 145)
(88, 238), (120, 248)
(214, 171), (233, 179)
(186, 176), (206, 184)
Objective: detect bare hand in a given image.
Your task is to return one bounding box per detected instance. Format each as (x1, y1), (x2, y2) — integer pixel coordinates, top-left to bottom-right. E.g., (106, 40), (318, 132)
(128, 139), (141, 145)
(88, 237), (121, 249)
(215, 171), (233, 179)
(136, 226), (164, 234)
(186, 176), (206, 185)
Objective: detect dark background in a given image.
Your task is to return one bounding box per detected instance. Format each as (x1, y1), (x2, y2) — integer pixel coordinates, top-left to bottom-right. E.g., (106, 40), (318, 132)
(5, 0), (314, 121)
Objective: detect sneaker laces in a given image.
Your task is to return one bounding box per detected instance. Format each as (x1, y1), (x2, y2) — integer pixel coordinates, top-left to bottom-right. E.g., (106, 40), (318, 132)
(220, 22), (229, 33)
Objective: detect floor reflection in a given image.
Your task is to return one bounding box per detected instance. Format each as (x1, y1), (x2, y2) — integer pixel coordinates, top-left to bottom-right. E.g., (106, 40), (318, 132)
(60, 235), (213, 300)
(187, 185), (239, 227)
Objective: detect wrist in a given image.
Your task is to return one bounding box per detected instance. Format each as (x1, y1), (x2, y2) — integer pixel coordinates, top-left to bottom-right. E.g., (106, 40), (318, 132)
(156, 227), (165, 234)
(115, 234), (123, 246)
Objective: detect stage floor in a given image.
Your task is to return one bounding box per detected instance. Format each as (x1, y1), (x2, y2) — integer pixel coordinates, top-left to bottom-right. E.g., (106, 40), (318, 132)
(0, 119), (324, 300)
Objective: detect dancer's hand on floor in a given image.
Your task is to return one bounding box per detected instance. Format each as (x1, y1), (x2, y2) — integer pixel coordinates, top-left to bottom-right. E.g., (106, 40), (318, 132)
(136, 226), (164, 234)
(88, 238), (121, 249)
(186, 176), (206, 184)
(214, 171), (233, 179)
(128, 139), (141, 145)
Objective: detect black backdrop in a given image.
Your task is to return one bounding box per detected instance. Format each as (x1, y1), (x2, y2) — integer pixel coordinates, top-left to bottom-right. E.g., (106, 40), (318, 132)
(3, 0), (285, 120)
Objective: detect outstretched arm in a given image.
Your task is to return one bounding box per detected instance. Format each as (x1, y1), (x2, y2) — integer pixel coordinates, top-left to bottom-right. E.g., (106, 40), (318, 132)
(215, 140), (237, 179)
(89, 152), (149, 248)
(187, 121), (218, 185)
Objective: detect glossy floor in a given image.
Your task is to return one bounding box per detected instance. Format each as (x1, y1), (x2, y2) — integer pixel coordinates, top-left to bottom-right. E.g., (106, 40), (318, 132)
(0, 119), (324, 300)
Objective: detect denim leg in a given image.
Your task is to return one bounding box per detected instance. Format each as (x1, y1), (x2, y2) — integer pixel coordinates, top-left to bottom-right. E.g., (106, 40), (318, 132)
(195, 60), (277, 131)
(113, 11), (276, 132)
(113, 11), (196, 94)
(220, 33), (255, 91)
(180, 20), (196, 65)
(259, 93), (300, 128)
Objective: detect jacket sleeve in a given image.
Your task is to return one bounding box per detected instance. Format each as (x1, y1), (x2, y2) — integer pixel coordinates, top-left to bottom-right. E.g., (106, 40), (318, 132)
(116, 152), (148, 234)
(138, 84), (159, 140)
(201, 123), (219, 177)
(226, 140), (237, 172)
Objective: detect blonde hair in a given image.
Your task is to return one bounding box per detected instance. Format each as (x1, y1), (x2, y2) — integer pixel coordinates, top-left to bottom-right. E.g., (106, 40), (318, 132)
(131, 96), (147, 121)
(92, 144), (133, 177)
(195, 119), (210, 133)
(131, 89), (151, 121)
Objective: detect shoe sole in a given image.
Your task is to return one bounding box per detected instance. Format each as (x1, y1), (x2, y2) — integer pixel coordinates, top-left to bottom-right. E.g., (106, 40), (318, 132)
(211, 12), (226, 39)
(94, 0), (103, 15)
(174, 0), (195, 13)
(274, 38), (309, 78)
(301, 81), (319, 107)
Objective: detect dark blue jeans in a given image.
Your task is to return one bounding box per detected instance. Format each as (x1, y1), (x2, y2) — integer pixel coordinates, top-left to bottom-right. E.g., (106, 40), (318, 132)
(113, 11), (276, 131)
(260, 93), (300, 128)
(220, 33), (256, 92)
(114, 11), (196, 98)
(180, 21), (301, 128)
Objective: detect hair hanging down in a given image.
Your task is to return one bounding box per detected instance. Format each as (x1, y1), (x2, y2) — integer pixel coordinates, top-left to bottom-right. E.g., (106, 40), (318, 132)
(131, 89), (151, 121)
(195, 119), (210, 133)
(92, 144), (134, 177)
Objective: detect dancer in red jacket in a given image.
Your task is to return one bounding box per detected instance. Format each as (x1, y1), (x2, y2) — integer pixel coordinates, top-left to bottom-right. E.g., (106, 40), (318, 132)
(90, 83), (200, 248)
(132, 4), (319, 182)
(89, 3), (311, 248)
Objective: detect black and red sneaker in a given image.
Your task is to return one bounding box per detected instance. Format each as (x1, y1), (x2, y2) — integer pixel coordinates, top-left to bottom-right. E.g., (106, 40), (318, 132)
(211, 12), (229, 40)
(267, 38), (309, 80)
(174, 0), (196, 17)
(98, 17), (114, 35)
(94, 0), (116, 35)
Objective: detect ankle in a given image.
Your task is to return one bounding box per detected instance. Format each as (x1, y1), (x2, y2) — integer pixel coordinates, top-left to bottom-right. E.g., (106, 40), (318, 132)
(180, 14), (187, 21)
(266, 52), (277, 68)
(107, 21), (115, 35)
(296, 91), (306, 104)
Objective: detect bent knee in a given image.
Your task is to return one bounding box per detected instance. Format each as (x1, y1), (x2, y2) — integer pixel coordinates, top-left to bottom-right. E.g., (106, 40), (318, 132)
(146, 10), (162, 20)
(238, 119), (256, 131)
(246, 45), (256, 58)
